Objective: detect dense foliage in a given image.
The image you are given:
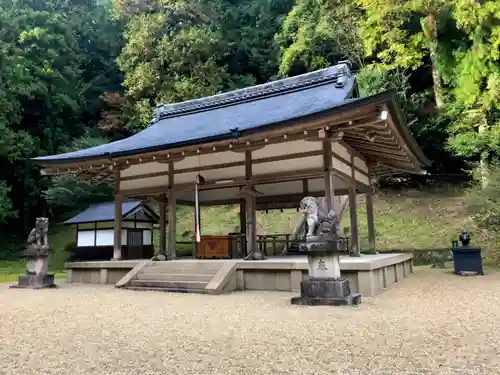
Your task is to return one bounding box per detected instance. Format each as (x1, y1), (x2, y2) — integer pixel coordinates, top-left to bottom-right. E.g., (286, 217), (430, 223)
(1, 0), (500, 250)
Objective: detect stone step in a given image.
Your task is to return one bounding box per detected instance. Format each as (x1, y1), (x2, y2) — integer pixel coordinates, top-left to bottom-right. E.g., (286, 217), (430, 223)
(123, 286), (208, 294)
(142, 268), (221, 276)
(146, 262), (224, 272)
(137, 273), (215, 282)
(129, 279), (208, 290)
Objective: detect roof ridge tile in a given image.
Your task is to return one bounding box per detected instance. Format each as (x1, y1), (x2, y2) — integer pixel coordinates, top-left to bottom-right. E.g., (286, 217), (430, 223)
(153, 63), (351, 122)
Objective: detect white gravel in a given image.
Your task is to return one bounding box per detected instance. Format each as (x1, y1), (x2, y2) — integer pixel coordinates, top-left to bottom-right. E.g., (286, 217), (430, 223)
(1, 269), (500, 375)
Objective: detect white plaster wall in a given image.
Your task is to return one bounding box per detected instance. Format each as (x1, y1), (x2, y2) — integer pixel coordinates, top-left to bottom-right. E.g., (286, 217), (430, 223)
(77, 231), (95, 247)
(96, 229), (114, 246)
(252, 140), (320, 159)
(332, 142), (351, 161)
(253, 155), (323, 175)
(121, 162), (169, 178)
(354, 157), (369, 173)
(143, 230), (152, 245)
(355, 171), (370, 185)
(122, 229), (127, 245)
(332, 157), (352, 177)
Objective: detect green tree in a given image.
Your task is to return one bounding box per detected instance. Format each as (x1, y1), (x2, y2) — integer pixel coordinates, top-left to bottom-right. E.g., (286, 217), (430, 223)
(117, 0), (253, 130)
(446, 0), (500, 183)
(0, 0), (124, 235)
(277, 0), (364, 75)
(356, 0), (456, 109)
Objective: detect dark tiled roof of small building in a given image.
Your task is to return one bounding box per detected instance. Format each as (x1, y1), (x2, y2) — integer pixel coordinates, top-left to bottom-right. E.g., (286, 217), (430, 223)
(34, 63), (356, 164)
(64, 200), (158, 224)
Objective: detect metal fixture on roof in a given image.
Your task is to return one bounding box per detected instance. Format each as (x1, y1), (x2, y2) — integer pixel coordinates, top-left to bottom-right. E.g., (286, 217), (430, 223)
(335, 75), (347, 88)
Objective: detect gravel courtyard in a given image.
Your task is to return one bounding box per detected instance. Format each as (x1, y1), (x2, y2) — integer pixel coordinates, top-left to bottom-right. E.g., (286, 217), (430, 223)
(1, 269), (500, 375)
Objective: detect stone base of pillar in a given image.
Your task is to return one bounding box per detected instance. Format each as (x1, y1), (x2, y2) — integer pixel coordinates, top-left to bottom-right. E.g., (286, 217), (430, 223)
(243, 251), (266, 260)
(10, 274), (56, 289)
(151, 254), (167, 261)
(290, 278), (361, 306)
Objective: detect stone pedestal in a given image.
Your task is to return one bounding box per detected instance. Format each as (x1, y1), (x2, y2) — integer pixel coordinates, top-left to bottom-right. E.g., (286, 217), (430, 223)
(10, 274), (56, 289)
(10, 244), (56, 289)
(291, 277), (361, 306)
(291, 249), (361, 306)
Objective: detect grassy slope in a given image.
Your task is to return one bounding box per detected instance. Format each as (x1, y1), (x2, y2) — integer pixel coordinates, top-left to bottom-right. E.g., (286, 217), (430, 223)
(1, 185), (491, 281)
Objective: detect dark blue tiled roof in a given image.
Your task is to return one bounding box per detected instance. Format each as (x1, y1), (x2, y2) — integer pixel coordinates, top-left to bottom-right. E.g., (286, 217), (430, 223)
(64, 200), (148, 224)
(34, 64), (356, 164)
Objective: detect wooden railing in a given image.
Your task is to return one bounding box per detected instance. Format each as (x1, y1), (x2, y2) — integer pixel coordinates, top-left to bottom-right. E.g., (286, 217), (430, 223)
(256, 234), (351, 256)
(175, 234), (351, 259)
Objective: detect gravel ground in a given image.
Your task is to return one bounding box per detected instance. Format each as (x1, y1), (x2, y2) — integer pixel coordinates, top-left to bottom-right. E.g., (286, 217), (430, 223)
(1, 269), (500, 375)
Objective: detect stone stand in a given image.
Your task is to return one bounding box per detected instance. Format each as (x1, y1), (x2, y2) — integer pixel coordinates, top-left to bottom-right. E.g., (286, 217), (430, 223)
(291, 278), (361, 306)
(10, 244), (56, 289)
(10, 274), (56, 289)
(291, 250), (361, 306)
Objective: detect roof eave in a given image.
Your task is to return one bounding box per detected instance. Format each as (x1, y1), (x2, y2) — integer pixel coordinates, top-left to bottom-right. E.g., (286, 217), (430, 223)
(34, 88), (428, 175)
(387, 95), (432, 167)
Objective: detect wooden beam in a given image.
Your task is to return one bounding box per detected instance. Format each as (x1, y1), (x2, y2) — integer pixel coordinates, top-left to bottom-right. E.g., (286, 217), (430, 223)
(244, 150), (260, 259)
(302, 179), (309, 196)
(120, 168), (325, 197)
(119, 150), (323, 182)
(348, 154), (360, 257)
(322, 139), (335, 212)
(159, 193), (167, 257)
(346, 146), (411, 162)
(366, 185), (376, 254)
(343, 137), (401, 150)
(239, 198), (246, 234)
(167, 162), (176, 259)
(190, 189), (354, 207)
(113, 168), (122, 260)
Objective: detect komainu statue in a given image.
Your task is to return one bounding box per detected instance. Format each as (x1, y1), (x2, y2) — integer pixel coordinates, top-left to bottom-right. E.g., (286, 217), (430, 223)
(299, 196), (340, 252)
(291, 196), (361, 306)
(10, 217), (56, 289)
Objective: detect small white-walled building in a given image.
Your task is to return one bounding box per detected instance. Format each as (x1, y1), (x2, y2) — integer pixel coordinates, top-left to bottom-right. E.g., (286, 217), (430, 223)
(64, 200), (159, 260)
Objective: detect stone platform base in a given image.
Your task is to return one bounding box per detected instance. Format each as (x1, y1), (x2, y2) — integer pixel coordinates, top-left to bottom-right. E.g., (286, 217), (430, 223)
(291, 293), (361, 306)
(290, 277), (361, 306)
(10, 274), (56, 289)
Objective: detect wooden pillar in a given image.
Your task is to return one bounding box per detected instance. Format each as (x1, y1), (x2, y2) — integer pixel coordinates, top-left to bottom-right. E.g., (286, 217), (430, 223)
(366, 188), (376, 254)
(167, 162), (177, 260)
(113, 168), (122, 260)
(322, 139), (335, 212)
(158, 193), (167, 256)
(349, 155), (360, 257)
(239, 199), (246, 234)
(244, 150), (261, 259)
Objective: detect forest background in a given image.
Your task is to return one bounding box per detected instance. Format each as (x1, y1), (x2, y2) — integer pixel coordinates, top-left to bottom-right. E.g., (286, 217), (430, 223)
(1, 0), (500, 261)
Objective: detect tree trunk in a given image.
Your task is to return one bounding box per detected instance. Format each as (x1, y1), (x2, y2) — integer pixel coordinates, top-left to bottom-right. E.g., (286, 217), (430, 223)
(422, 13), (445, 109)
